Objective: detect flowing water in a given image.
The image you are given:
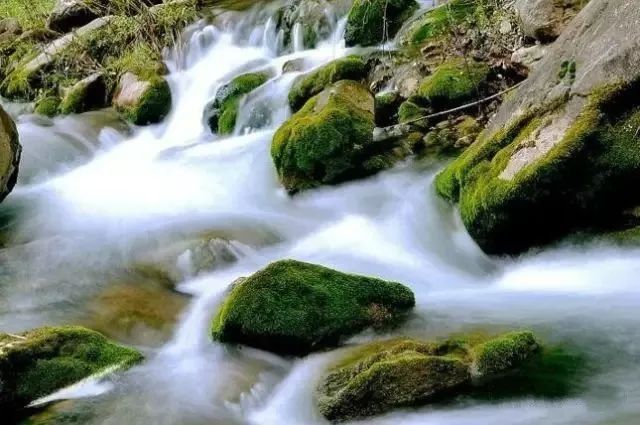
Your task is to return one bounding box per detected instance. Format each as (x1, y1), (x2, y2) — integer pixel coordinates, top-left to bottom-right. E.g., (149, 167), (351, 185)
(2, 2), (640, 424)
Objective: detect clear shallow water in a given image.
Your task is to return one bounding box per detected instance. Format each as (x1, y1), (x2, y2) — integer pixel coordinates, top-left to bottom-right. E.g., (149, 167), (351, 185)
(1, 2), (640, 424)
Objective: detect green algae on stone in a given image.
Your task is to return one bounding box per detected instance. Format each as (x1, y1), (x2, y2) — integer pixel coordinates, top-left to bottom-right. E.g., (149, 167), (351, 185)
(422, 115), (481, 158)
(204, 71), (269, 135)
(211, 259), (415, 356)
(317, 331), (542, 422)
(272, 80), (378, 194)
(418, 59), (491, 110)
(0, 326), (143, 411)
(288, 55), (369, 112)
(345, 0), (419, 47)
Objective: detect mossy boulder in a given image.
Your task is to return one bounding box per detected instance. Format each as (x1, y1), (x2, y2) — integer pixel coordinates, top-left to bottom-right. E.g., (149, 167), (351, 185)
(34, 96), (61, 117)
(317, 331), (540, 422)
(397, 0), (476, 47)
(374, 90), (402, 126)
(113, 72), (171, 125)
(211, 259), (415, 356)
(273, 80), (397, 194)
(288, 55), (369, 112)
(0, 105), (20, 203)
(397, 97), (429, 127)
(0, 326), (143, 411)
(434, 0), (640, 254)
(203, 71), (269, 135)
(59, 72), (108, 115)
(47, 0), (101, 34)
(345, 0), (419, 47)
(418, 59), (491, 110)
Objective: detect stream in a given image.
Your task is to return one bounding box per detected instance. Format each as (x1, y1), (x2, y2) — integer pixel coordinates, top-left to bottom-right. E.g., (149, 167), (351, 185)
(2, 1), (640, 424)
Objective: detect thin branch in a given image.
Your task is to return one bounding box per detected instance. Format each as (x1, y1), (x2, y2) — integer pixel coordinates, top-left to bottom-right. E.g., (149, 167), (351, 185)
(398, 81), (524, 126)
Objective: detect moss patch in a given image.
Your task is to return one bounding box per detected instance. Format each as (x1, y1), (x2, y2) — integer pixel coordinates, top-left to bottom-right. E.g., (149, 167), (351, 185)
(211, 259), (415, 356)
(0, 326), (143, 411)
(398, 0), (476, 47)
(418, 58), (491, 110)
(34, 96), (60, 117)
(288, 55), (369, 112)
(345, 0), (419, 47)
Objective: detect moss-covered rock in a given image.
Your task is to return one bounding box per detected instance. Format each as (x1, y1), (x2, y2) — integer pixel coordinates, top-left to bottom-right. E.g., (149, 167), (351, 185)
(275, 0), (347, 50)
(0, 326), (143, 411)
(397, 97), (430, 127)
(113, 72), (171, 125)
(203, 71), (269, 135)
(0, 105), (20, 203)
(345, 0), (419, 47)
(398, 0), (476, 47)
(374, 90), (402, 126)
(59, 72), (108, 115)
(418, 59), (491, 110)
(317, 331), (541, 422)
(211, 259), (415, 356)
(288, 55), (369, 112)
(34, 96), (61, 117)
(436, 82), (640, 254)
(471, 331), (540, 377)
(273, 80), (394, 193)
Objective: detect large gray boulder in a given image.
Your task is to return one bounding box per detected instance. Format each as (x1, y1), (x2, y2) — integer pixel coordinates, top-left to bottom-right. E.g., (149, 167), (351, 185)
(514, 0), (586, 42)
(0, 105), (21, 203)
(436, 0), (640, 254)
(47, 0), (101, 33)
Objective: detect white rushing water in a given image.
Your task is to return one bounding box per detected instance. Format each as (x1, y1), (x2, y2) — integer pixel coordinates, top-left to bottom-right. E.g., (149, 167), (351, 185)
(2, 1), (640, 424)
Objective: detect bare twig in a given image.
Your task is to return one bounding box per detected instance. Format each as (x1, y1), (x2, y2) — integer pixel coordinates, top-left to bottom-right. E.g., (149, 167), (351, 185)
(399, 80), (523, 126)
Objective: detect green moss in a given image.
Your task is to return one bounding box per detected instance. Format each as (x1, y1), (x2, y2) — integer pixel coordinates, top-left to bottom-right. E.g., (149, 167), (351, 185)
(422, 116), (481, 158)
(34, 96), (61, 117)
(204, 71), (269, 135)
(418, 59), (491, 109)
(59, 74), (107, 115)
(345, 0), (419, 47)
(0, 326), (143, 411)
(435, 81), (640, 254)
(472, 331), (540, 376)
(399, 0), (477, 46)
(106, 43), (163, 81)
(288, 55), (369, 112)
(272, 80), (377, 193)
(120, 77), (171, 125)
(397, 98), (429, 125)
(318, 331), (544, 422)
(211, 259), (415, 355)
(0, 0), (54, 30)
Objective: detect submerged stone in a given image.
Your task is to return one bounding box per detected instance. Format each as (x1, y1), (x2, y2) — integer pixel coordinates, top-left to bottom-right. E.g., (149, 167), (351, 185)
(317, 331), (541, 422)
(0, 326), (143, 412)
(211, 259), (415, 355)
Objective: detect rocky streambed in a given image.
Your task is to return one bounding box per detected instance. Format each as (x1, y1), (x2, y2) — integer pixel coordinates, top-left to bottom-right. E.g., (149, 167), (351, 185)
(1, 0), (640, 424)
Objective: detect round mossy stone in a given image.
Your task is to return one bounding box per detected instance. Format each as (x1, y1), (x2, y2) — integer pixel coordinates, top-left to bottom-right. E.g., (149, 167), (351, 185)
(211, 259), (415, 355)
